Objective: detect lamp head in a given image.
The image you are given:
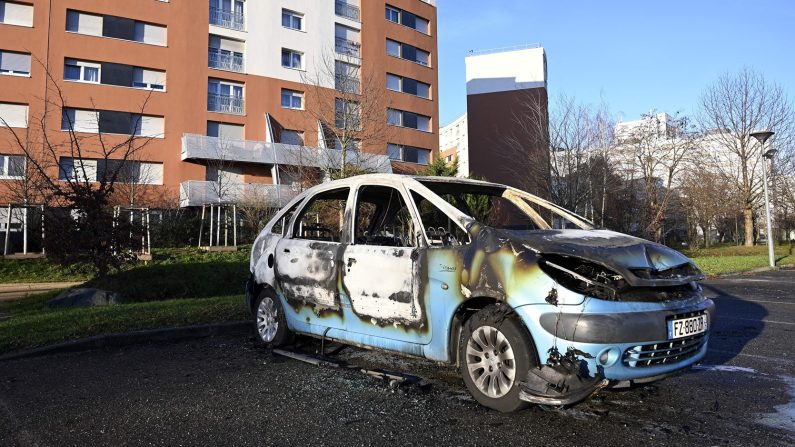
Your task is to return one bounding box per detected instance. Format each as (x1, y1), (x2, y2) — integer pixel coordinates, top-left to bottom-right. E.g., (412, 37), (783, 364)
(763, 148), (779, 159)
(750, 130), (775, 145)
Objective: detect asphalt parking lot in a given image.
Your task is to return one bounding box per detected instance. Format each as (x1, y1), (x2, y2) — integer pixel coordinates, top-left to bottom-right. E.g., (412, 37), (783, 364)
(1, 269), (793, 446)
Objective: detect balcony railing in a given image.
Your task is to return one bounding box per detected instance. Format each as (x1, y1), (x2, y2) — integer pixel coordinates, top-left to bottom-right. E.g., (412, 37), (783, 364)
(209, 7), (245, 31)
(208, 48), (244, 72)
(181, 133), (392, 172)
(334, 1), (360, 21)
(334, 75), (360, 94)
(335, 37), (361, 58)
(179, 180), (298, 207)
(207, 93), (244, 115)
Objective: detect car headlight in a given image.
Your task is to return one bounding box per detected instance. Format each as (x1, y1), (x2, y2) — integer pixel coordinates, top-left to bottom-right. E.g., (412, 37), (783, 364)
(539, 254), (626, 301)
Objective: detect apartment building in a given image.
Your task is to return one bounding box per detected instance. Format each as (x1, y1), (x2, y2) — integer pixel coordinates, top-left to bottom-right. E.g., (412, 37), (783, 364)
(438, 112), (469, 177)
(464, 45), (548, 192)
(0, 0), (439, 208)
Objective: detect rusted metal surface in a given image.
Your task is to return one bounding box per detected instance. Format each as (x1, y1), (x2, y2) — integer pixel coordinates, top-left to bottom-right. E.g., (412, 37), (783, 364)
(248, 174), (714, 406)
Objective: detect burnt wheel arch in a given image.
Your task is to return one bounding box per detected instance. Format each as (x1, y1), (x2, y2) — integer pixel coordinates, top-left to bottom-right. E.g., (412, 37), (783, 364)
(449, 298), (540, 367)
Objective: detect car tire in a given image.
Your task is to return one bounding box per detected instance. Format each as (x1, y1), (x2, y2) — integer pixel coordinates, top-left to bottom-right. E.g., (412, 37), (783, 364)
(253, 290), (293, 348)
(458, 304), (536, 412)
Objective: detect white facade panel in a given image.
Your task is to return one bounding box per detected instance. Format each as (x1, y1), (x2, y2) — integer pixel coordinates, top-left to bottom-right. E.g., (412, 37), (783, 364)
(0, 102), (27, 128)
(465, 47), (547, 95)
(243, 0), (358, 87)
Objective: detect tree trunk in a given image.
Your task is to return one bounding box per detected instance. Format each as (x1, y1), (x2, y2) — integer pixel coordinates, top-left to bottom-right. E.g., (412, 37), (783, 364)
(743, 207), (755, 247)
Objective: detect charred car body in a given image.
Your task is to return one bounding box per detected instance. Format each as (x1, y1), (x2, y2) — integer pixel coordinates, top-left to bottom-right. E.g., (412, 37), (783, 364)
(247, 174), (714, 411)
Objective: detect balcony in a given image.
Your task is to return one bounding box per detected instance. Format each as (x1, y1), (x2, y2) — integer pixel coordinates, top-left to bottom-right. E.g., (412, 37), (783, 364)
(335, 37), (361, 58)
(208, 93), (244, 115)
(208, 48), (244, 72)
(335, 1), (360, 21)
(179, 180), (298, 207)
(181, 133), (392, 171)
(334, 75), (360, 94)
(209, 7), (245, 31)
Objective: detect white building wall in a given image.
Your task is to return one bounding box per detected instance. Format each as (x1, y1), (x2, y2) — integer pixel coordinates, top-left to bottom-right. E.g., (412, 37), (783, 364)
(439, 113), (469, 177)
(465, 46), (547, 95)
(212, 0), (361, 88)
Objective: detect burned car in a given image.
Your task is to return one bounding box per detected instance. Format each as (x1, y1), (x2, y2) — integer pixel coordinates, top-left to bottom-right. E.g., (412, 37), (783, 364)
(246, 174), (714, 411)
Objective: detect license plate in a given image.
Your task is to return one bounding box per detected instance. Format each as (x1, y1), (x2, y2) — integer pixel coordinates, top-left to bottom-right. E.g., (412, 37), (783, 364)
(668, 314), (708, 339)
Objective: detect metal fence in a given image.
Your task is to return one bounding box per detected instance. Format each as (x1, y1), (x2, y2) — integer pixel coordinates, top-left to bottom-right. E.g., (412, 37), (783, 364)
(334, 1), (360, 21)
(207, 93), (244, 115)
(208, 48), (244, 72)
(335, 37), (361, 58)
(209, 7), (245, 31)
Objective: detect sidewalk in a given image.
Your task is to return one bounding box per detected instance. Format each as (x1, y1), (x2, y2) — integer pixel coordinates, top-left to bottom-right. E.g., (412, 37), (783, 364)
(0, 282), (84, 302)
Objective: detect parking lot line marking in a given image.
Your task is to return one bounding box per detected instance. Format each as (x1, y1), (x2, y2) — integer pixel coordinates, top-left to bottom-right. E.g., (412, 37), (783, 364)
(718, 316), (795, 326)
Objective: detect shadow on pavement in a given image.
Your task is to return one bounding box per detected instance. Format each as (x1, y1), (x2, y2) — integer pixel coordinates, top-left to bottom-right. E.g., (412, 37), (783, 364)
(699, 283), (767, 367)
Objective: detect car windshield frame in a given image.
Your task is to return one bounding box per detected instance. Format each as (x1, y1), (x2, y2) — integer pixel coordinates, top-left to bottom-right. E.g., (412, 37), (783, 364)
(416, 179), (595, 231)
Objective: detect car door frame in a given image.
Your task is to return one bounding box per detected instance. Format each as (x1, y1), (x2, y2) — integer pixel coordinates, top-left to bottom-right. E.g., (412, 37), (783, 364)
(339, 179), (432, 344)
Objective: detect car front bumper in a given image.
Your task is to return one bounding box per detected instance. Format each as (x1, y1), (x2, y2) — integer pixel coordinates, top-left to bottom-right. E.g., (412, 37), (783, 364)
(514, 295), (715, 382)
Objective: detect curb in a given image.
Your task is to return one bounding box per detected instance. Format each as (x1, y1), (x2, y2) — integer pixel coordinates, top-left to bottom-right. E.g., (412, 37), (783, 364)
(709, 263), (795, 279)
(0, 320), (251, 362)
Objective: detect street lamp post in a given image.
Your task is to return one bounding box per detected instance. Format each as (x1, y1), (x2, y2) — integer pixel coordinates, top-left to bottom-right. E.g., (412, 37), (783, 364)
(749, 130), (777, 268)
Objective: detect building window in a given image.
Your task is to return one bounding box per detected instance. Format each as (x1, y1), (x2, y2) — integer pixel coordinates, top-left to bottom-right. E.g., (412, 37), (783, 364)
(281, 89), (303, 110)
(281, 9), (302, 30)
(0, 1), (34, 27)
(66, 10), (167, 46)
(387, 108), (430, 132)
(0, 154), (24, 179)
(208, 35), (244, 73)
(335, 24), (360, 57)
(64, 59), (100, 83)
(335, 98), (360, 129)
(132, 67), (166, 90)
(334, 0), (359, 21)
(280, 129), (304, 145)
(0, 50), (30, 76)
(59, 157), (98, 182)
(385, 39), (430, 66)
(207, 121), (244, 140)
(58, 157), (163, 184)
(335, 60), (359, 93)
(210, 0), (245, 31)
(0, 102), (28, 128)
(61, 108), (164, 137)
(387, 143), (430, 165)
(208, 79), (244, 114)
(386, 73), (430, 99)
(385, 5), (430, 34)
(385, 5), (400, 23)
(281, 48), (303, 69)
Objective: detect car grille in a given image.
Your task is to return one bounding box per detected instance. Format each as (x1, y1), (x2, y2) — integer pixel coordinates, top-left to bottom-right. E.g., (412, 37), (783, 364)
(622, 311), (708, 367)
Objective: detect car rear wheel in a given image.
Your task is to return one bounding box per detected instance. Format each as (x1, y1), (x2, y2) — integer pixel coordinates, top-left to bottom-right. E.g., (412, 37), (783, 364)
(254, 291), (292, 348)
(459, 304), (536, 412)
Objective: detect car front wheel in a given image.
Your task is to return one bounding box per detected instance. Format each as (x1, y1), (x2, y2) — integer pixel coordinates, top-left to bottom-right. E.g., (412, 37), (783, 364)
(254, 291), (292, 348)
(459, 304), (536, 412)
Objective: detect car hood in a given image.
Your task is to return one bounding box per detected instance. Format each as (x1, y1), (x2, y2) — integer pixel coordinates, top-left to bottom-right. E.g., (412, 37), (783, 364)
(508, 229), (703, 287)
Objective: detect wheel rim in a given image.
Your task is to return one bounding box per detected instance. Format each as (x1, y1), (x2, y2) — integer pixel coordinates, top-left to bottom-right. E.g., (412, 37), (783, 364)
(466, 325), (517, 399)
(256, 297), (279, 342)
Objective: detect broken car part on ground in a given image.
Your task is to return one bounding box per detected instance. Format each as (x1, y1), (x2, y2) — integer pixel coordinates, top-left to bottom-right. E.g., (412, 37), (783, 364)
(246, 174), (714, 411)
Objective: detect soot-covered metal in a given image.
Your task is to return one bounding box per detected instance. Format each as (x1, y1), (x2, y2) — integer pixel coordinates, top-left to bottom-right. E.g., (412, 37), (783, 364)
(248, 175), (714, 410)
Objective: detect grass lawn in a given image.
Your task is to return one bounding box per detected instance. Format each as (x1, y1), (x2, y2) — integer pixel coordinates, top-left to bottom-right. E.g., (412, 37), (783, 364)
(683, 243), (795, 276)
(0, 247), (252, 354)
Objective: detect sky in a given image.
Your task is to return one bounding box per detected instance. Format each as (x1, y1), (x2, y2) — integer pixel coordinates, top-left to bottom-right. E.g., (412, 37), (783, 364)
(436, 0), (795, 126)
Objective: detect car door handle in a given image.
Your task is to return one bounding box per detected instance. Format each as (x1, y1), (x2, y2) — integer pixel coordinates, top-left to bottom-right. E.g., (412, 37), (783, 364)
(283, 248), (291, 253)
(347, 257), (356, 268)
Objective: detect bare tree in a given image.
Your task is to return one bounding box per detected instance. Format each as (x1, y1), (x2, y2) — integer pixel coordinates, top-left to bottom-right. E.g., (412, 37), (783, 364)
(623, 111), (694, 241)
(0, 64), (157, 276)
(680, 168), (736, 247)
(698, 68), (794, 246)
(300, 48), (392, 179)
